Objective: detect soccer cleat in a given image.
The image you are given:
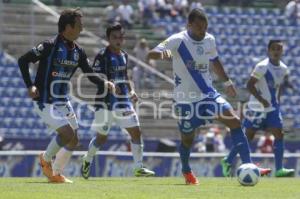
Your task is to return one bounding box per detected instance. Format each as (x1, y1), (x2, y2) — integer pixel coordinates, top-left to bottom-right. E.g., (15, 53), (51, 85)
(81, 158), (91, 180)
(49, 174), (73, 183)
(39, 152), (53, 178)
(221, 157), (231, 177)
(134, 167), (155, 177)
(183, 171), (199, 185)
(258, 167), (272, 176)
(275, 168), (295, 177)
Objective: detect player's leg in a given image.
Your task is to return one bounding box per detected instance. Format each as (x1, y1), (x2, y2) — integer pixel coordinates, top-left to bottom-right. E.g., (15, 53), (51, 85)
(52, 102), (79, 180)
(221, 127), (256, 177)
(33, 103), (76, 182)
(180, 132), (199, 185)
(51, 130), (78, 182)
(265, 109), (294, 177)
(268, 128), (295, 177)
(81, 133), (107, 179)
(217, 108), (252, 164)
(125, 126), (155, 177)
(176, 103), (200, 185)
(81, 108), (111, 179)
(217, 103), (271, 176)
(116, 108), (154, 177)
(43, 124), (76, 183)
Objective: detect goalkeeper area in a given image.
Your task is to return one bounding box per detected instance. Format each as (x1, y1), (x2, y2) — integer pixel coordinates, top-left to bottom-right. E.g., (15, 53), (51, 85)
(1, 177), (300, 199)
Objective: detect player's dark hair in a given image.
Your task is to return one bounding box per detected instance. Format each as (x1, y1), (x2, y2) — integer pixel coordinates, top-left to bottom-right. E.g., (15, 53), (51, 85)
(268, 40), (283, 49)
(188, 8), (208, 24)
(106, 22), (124, 38)
(58, 8), (82, 33)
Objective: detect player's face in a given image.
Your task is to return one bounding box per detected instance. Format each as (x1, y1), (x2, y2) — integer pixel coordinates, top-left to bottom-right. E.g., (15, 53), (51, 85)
(188, 18), (207, 40)
(66, 17), (83, 41)
(268, 42), (283, 61)
(108, 30), (124, 51)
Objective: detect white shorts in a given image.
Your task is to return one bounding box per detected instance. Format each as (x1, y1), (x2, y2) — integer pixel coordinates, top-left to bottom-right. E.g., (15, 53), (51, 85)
(33, 101), (79, 131)
(91, 108), (140, 135)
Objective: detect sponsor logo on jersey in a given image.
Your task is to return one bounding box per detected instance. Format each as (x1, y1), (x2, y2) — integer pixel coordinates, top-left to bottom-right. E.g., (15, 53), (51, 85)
(52, 71), (72, 78)
(186, 60), (208, 72)
(54, 59), (78, 67)
(113, 65), (127, 72)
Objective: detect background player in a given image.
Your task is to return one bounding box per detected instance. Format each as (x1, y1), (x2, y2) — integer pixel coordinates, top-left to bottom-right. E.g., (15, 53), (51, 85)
(18, 8), (115, 183)
(81, 23), (155, 179)
(221, 40), (295, 177)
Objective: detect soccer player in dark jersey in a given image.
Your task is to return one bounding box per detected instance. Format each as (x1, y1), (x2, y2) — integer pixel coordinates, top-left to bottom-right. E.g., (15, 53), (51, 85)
(80, 23), (155, 179)
(18, 8), (115, 183)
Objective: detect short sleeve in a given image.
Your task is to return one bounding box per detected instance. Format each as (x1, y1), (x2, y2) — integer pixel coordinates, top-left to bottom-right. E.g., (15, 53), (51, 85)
(154, 34), (179, 53)
(251, 64), (267, 79)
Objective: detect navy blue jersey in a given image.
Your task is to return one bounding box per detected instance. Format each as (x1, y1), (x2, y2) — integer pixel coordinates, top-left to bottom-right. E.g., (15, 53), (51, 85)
(18, 34), (104, 104)
(92, 47), (132, 110)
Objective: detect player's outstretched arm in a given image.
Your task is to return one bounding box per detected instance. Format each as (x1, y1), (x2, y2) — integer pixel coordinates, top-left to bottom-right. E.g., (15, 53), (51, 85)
(147, 49), (172, 60)
(79, 51), (117, 94)
(211, 58), (236, 97)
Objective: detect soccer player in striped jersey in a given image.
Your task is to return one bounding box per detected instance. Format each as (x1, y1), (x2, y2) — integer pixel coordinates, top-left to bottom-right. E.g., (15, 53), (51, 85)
(148, 8), (270, 185)
(222, 40), (295, 177)
(80, 23), (155, 179)
(18, 8), (115, 183)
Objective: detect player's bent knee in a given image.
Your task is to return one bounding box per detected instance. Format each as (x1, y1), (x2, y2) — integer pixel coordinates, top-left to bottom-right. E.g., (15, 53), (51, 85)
(96, 133), (108, 145)
(181, 133), (195, 148)
(66, 132), (79, 149)
(56, 124), (76, 145)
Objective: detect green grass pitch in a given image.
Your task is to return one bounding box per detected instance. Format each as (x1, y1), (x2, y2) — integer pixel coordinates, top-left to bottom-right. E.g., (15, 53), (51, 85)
(1, 177), (300, 199)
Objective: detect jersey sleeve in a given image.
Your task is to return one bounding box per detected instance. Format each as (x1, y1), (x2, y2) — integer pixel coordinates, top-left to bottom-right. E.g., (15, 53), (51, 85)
(251, 64), (267, 80)
(18, 40), (52, 88)
(154, 34), (179, 53)
(92, 53), (106, 74)
(79, 49), (105, 87)
(208, 35), (218, 61)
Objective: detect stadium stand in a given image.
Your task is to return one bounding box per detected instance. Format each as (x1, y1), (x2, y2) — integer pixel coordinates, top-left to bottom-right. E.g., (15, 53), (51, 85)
(0, 0), (299, 142)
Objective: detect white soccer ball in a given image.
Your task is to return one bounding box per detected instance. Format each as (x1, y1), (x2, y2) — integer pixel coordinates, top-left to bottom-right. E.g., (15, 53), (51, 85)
(237, 163), (260, 186)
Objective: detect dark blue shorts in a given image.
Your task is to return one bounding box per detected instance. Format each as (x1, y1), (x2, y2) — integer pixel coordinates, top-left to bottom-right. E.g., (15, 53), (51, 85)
(243, 108), (283, 130)
(175, 96), (232, 134)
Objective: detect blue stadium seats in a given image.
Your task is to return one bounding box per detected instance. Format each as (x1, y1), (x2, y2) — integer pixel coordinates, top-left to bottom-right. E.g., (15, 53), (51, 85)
(0, 51), (100, 139)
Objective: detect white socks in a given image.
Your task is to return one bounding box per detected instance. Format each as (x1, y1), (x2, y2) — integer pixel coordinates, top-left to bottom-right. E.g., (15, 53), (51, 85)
(130, 141), (143, 169)
(52, 147), (73, 175)
(44, 135), (63, 162)
(85, 137), (101, 163)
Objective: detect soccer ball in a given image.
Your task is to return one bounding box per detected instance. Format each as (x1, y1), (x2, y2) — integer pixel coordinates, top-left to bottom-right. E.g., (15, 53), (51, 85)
(237, 163), (260, 186)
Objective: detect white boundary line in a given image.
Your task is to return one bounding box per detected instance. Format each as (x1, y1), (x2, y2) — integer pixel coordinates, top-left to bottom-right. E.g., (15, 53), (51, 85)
(1, 150), (300, 158)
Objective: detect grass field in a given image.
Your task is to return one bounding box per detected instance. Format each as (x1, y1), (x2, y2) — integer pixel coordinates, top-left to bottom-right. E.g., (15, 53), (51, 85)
(1, 177), (300, 199)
